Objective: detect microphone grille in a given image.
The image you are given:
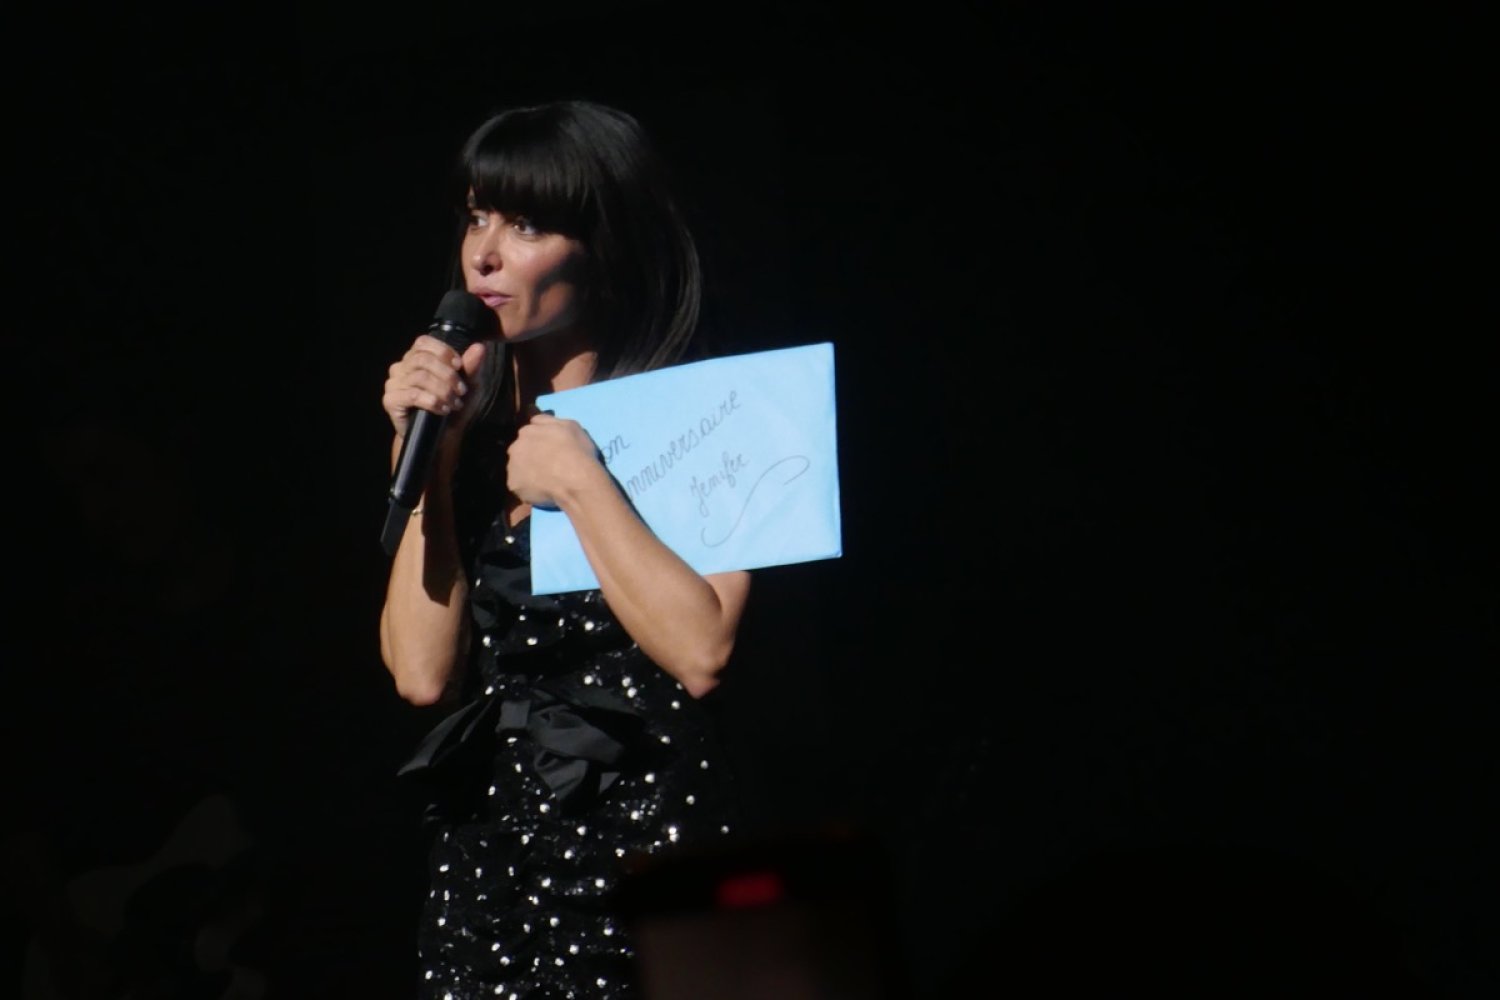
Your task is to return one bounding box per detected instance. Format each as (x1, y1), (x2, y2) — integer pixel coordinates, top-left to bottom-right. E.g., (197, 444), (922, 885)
(430, 290), (498, 348)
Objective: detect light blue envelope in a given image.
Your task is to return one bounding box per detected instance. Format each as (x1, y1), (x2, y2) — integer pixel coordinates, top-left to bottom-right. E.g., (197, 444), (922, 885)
(530, 342), (841, 594)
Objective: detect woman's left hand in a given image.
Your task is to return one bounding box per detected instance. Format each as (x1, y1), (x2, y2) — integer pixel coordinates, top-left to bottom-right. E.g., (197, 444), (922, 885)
(506, 412), (606, 510)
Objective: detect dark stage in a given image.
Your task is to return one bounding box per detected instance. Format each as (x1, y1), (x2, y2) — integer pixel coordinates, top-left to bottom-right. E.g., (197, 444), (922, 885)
(5, 4), (1492, 997)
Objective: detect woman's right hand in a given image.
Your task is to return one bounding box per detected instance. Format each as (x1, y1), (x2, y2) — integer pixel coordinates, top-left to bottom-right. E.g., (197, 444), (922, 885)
(382, 334), (490, 443)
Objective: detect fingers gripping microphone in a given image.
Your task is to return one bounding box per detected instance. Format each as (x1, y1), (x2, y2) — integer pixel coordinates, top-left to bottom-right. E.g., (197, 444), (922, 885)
(380, 290), (499, 556)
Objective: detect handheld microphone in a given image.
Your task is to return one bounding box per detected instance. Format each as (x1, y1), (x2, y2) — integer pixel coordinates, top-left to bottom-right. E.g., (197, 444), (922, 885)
(380, 290), (499, 555)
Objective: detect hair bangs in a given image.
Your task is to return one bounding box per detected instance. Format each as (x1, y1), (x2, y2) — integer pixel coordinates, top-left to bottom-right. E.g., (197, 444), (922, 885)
(459, 113), (595, 239)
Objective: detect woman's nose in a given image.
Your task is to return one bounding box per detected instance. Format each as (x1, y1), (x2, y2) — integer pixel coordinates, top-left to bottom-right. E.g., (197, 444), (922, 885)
(472, 228), (502, 275)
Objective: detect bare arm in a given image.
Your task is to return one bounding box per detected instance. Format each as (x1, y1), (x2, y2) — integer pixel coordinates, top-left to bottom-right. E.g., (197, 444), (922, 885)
(378, 336), (490, 705)
(508, 414), (751, 698)
(379, 444), (471, 705)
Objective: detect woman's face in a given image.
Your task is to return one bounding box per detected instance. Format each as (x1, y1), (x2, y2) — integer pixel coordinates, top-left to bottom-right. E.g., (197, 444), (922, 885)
(461, 201), (588, 345)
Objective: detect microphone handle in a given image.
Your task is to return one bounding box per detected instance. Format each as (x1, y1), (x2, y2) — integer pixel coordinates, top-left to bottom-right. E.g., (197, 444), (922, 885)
(388, 406), (448, 510)
(380, 319), (481, 555)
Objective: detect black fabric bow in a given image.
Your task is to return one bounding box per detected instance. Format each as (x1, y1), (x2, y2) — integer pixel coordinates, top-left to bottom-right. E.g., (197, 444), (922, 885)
(398, 682), (648, 813)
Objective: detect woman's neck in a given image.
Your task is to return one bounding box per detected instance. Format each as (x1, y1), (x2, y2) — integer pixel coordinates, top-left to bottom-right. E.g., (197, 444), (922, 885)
(510, 331), (598, 415)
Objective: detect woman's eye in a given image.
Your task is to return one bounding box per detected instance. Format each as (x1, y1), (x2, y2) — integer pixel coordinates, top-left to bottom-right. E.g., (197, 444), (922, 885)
(466, 211), (487, 229)
(512, 217), (538, 236)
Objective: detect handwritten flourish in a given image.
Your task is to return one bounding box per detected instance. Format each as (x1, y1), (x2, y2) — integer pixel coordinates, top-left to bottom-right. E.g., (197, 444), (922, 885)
(700, 456), (811, 547)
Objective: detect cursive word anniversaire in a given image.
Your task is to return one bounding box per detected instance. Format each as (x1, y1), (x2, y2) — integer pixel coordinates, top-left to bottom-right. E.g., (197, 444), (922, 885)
(621, 390), (741, 501)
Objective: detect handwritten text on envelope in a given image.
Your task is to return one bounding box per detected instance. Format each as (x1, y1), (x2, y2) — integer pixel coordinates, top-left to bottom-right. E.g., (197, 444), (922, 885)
(530, 342), (842, 594)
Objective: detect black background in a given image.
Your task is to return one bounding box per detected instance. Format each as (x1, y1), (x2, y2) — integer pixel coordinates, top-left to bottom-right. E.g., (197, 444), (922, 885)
(5, 3), (1493, 998)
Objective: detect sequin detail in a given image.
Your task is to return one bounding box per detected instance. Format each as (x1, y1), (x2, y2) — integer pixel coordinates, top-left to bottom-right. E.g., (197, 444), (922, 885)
(407, 512), (738, 998)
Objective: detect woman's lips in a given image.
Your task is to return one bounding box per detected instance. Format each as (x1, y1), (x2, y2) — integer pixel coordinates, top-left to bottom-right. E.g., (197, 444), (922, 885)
(477, 292), (511, 308)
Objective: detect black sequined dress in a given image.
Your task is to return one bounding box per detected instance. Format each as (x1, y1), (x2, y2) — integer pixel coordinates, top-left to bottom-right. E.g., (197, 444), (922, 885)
(397, 511), (740, 1000)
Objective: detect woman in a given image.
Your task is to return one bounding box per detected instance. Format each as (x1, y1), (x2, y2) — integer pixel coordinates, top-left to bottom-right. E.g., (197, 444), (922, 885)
(379, 100), (751, 999)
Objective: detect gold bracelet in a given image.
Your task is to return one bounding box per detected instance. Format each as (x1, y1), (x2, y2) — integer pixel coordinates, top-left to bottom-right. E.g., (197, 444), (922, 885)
(410, 505), (424, 516)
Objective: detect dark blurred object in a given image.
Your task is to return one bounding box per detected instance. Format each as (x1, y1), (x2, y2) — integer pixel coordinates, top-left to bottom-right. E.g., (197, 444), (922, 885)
(618, 825), (909, 1000)
(10, 793), (269, 999)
